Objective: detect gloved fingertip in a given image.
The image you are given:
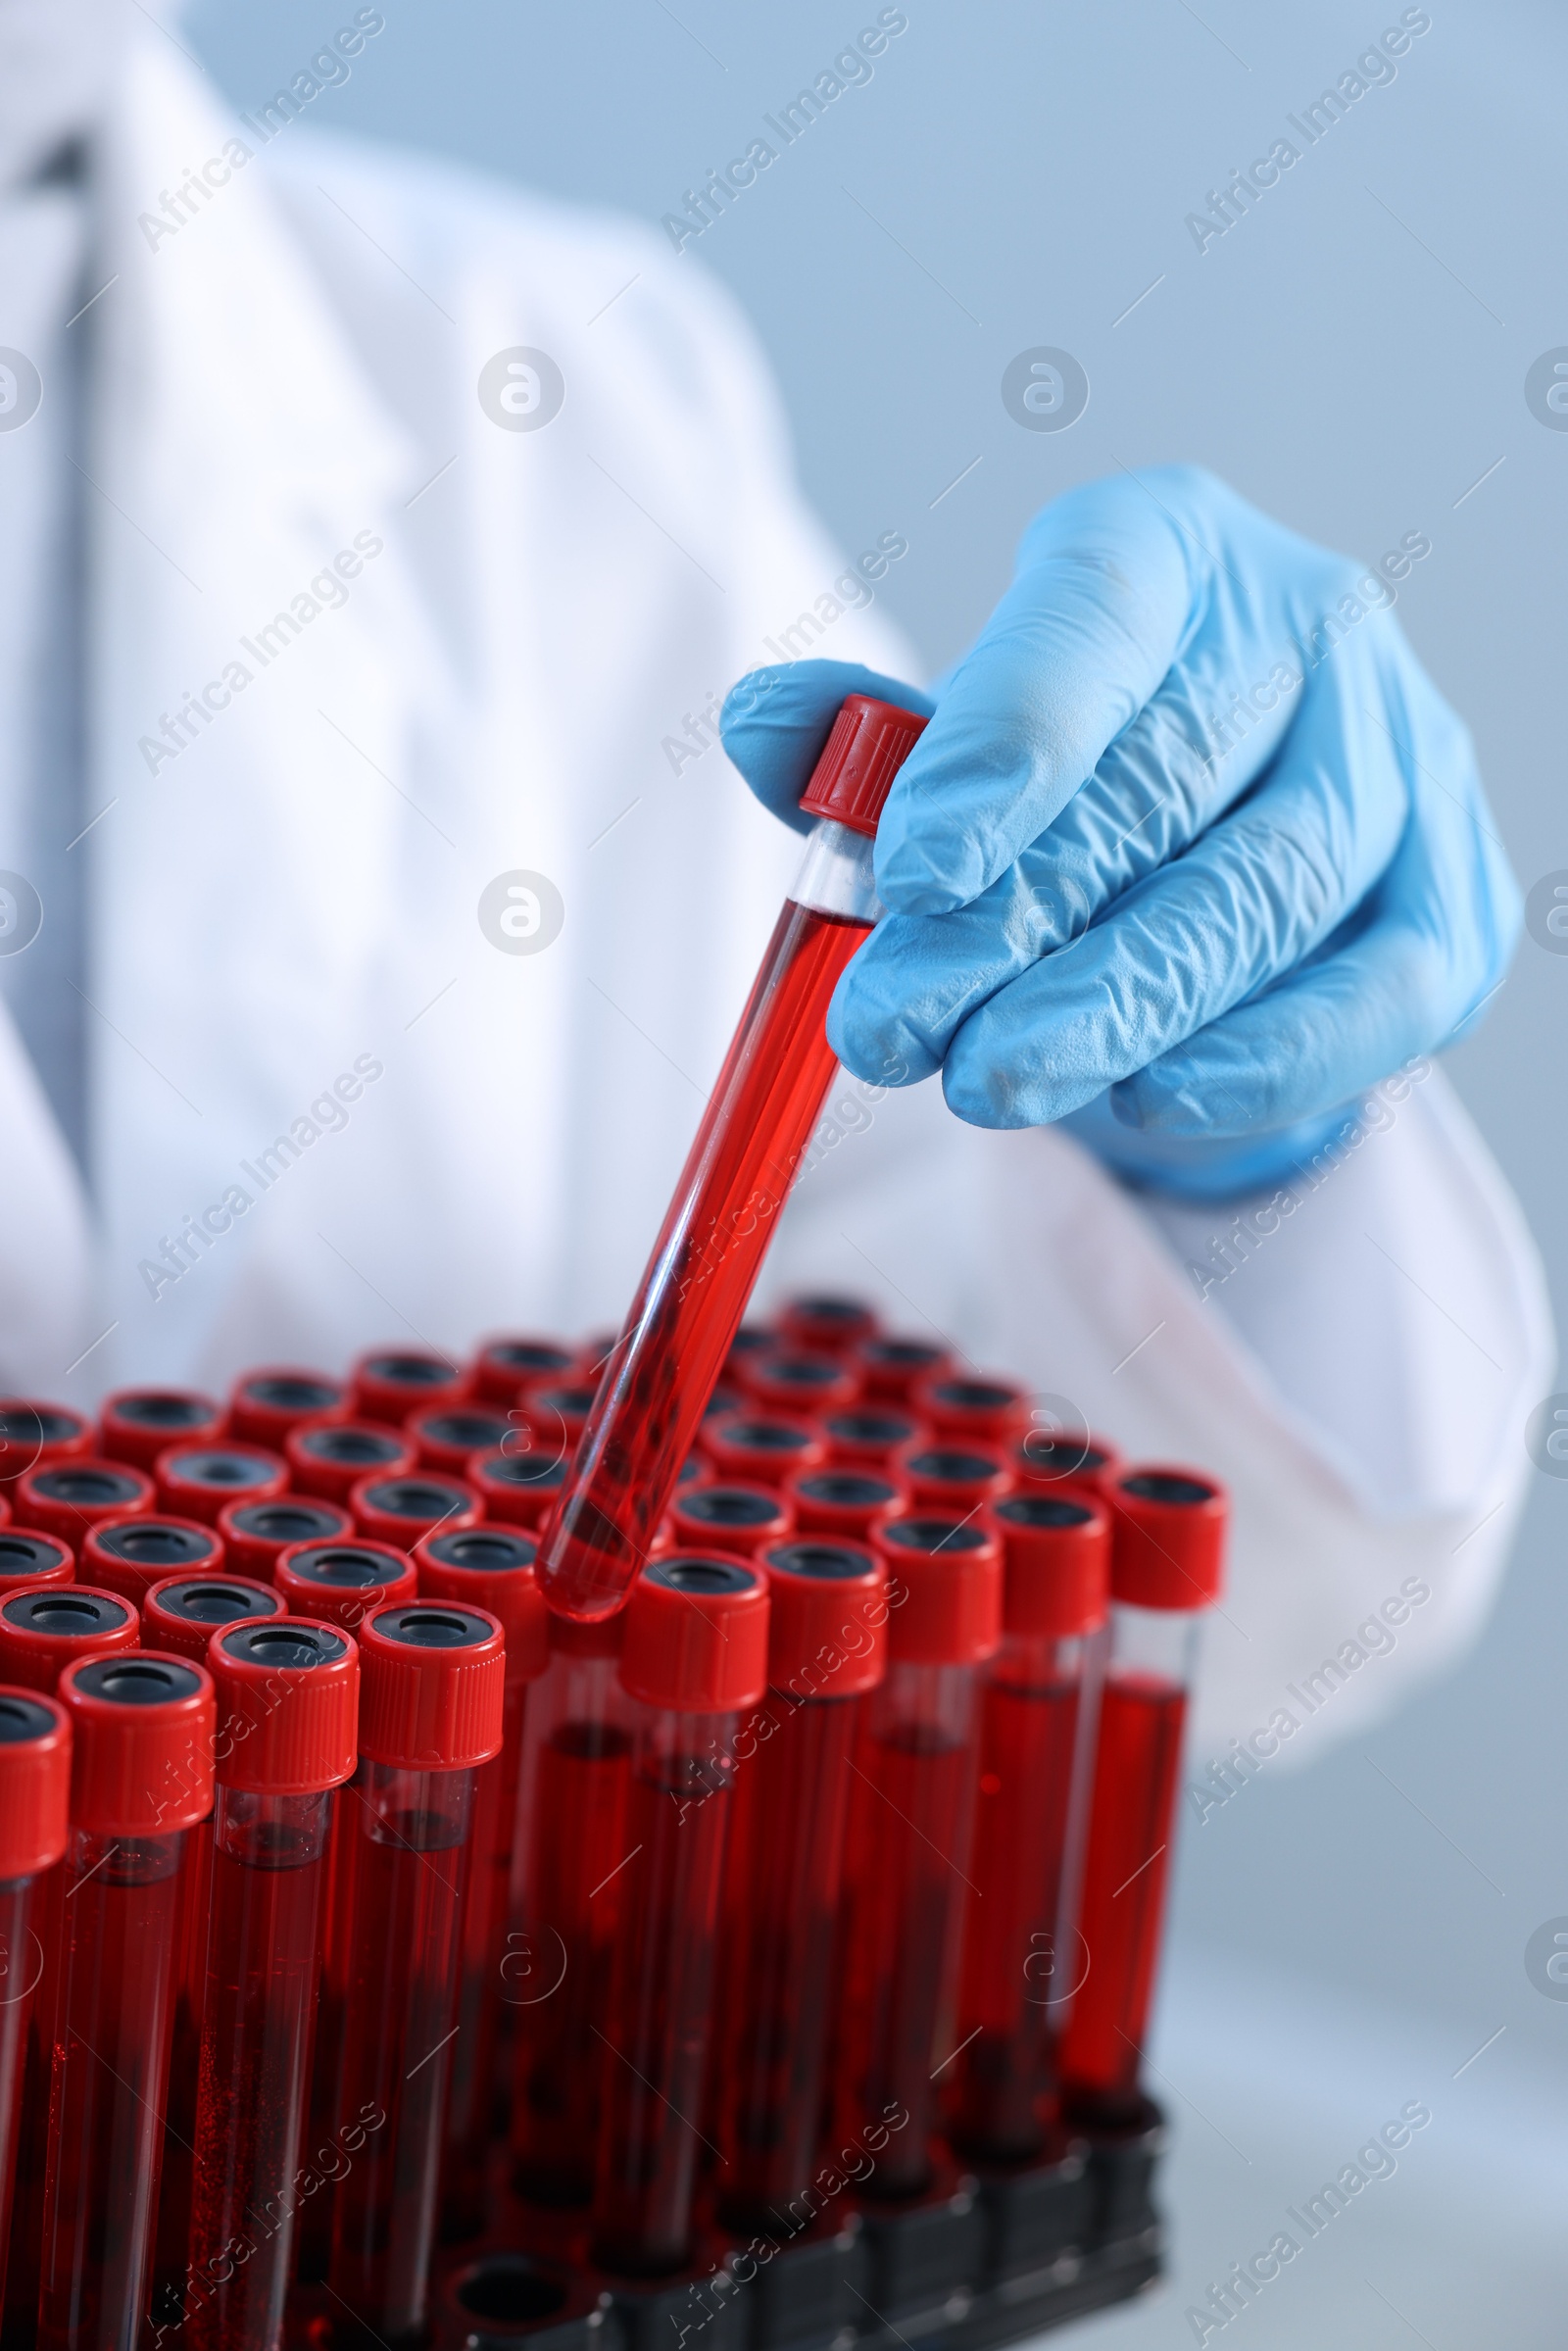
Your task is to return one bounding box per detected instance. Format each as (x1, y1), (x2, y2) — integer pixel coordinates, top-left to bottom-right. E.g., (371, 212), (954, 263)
(826, 985), (937, 1090)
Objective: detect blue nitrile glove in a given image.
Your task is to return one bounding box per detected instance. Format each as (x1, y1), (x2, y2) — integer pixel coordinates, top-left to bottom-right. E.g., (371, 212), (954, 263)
(720, 467), (1519, 1200)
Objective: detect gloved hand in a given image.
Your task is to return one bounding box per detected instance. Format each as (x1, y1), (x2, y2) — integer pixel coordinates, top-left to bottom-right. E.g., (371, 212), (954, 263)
(720, 465), (1519, 1197)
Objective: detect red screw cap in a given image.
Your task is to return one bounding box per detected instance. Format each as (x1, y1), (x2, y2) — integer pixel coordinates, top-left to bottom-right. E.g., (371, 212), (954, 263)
(911, 1374), (1033, 1445)
(872, 1515), (1003, 1667)
(350, 1348), (468, 1426)
(470, 1449), (567, 1531)
(350, 1472), (481, 1547)
(15, 1458), (155, 1546)
(59, 1649), (215, 1835)
(850, 1337), (952, 1402)
(1107, 1467), (1228, 1612)
(0, 1399), (94, 1485)
(227, 1368), (347, 1448)
(618, 1554), (769, 1715)
(142, 1574), (286, 1664)
(218, 1496), (353, 1581)
(415, 1527), (549, 1685)
(0, 1530), (74, 1594)
(784, 1466), (906, 1542)
(285, 1418), (416, 1504)
(357, 1600), (506, 1770)
(759, 1538), (887, 1699)
(156, 1444), (288, 1526)
(992, 1493), (1111, 1640)
(521, 1386), (598, 1454)
(209, 1616), (359, 1794)
(669, 1483), (793, 1561)
(895, 1440), (1013, 1513)
(820, 1407), (926, 1467)
(100, 1388), (224, 1471)
(83, 1514), (221, 1606)
(0, 1585), (139, 1691)
(470, 1336), (577, 1406)
(409, 1405), (516, 1478)
(273, 1539), (416, 1634)
(701, 1412), (828, 1492)
(778, 1296), (879, 1355)
(1012, 1429), (1125, 1497)
(737, 1352), (860, 1417)
(797, 694), (930, 839)
(0, 1688), (71, 1879)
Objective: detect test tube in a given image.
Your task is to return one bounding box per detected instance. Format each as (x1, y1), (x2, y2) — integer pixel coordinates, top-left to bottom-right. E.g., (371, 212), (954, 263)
(784, 1466), (906, 1542)
(38, 1650), (216, 2351)
(0, 1591), (140, 2348)
(141, 1574), (287, 1662)
(284, 1420), (416, 1504)
(536, 695), (929, 1621)
(777, 1296), (879, 1355)
(326, 1600), (505, 2349)
(1058, 1469), (1227, 2125)
(217, 1496), (354, 1581)
(590, 1555), (768, 2275)
(667, 1482), (793, 1559)
(509, 1613), (634, 2207)
(834, 1514), (1002, 2196)
(701, 1411), (828, 1491)
(226, 1369), (347, 1448)
(349, 1349), (468, 1426)
(186, 1618), (359, 2351)
(714, 1538), (886, 2230)
(408, 1406), (514, 1478)
(350, 1472), (481, 1548)
(820, 1405), (925, 1467)
(272, 1539), (417, 1629)
(99, 1389), (224, 1471)
(849, 1337), (951, 1402)
(910, 1375), (1033, 1446)
(1011, 1430), (1125, 1497)
(736, 1352), (859, 1417)
(156, 1444), (288, 1527)
(82, 1513), (222, 1607)
(948, 1493), (1111, 2162)
(471, 1449), (568, 1532)
(0, 1401), (93, 1486)
(0, 1531), (74, 1595)
(895, 1440), (1013, 1514)
(413, 1527), (550, 2238)
(0, 1688), (71, 2313)
(470, 1337), (576, 1405)
(14, 1460), (155, 1548)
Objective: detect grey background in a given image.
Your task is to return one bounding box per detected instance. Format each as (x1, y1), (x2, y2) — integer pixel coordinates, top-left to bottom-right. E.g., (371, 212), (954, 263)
(180, 0), (1568, 2325)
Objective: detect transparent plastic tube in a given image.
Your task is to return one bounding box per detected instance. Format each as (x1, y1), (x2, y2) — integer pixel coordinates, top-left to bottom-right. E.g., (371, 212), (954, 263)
(509, 1621), (634, 2207)
(538, 698), (927, 1622)
(0, 1689), (70, 2321)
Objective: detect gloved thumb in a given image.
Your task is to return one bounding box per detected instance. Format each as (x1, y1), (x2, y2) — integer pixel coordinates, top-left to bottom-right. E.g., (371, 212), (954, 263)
(720, 661), (934, 836)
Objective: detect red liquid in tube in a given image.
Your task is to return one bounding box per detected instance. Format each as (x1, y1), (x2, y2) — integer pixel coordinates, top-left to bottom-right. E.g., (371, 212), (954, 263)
(0, 1689), (71, 2317)
(538, 697), (928, 1622)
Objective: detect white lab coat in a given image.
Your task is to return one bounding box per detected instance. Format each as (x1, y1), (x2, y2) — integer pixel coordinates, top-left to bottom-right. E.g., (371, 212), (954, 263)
(0, 41), (1550, 1759)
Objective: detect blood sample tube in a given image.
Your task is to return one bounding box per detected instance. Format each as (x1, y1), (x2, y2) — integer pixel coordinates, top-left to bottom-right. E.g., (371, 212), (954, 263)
(100, 1387), (224, 1471)
(895, 1439), (1013, 1514)
(350, 1472), (481, 1548)
(1058, 1469), (1227, 2125)
(142, 1572), (287, 1662)
(0, 1529), (74, 1595)
(413, 1528), (549, 2238)
(0, 1688), (71, 2312)
(820, 1405), (925, 1467)
(851, 1336), (952, 1402)
(470, 1337), (576, 1405)
(701, 1411), (828, 1492)
(227, 1369), (348, 1449)
(218, 1495), (354, 1580)
(834, 1514), (1002, 2195)
(350, 1348), (467, 1426)
(274, 1538), (417, 1630)
(777, 1295), (878, 1355)
(590, 1555), (768, 2275)
(910, 1374), (1033, 1446)
(327, 1600), (504, 2349)
(471, 1449), (566, 1531)
(408, 1404), (514, 1477)
(1012, 1428), (1125, 1497)
(285, 1418), (416, 1503)
(948, 1493), (1111, 2161)
(0, 1401), (93, 1487)
(715, 1538), (886, 2229)
(509, 1613), (635, 2206)
(186, 1617), (359, 2351)
(784, 1466), (905, 1542)
(668, 1482), (793, 1559)
(736, 1352), (859, 1417)
(14, 1459), (155, 1548)
(157, 1442), (289, 1526)
(38, 1650), (216, 2351)
(0, 1585), (139, 1690)
(82, 1512), (222, 1606)
(536, 695), (929, 1621)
